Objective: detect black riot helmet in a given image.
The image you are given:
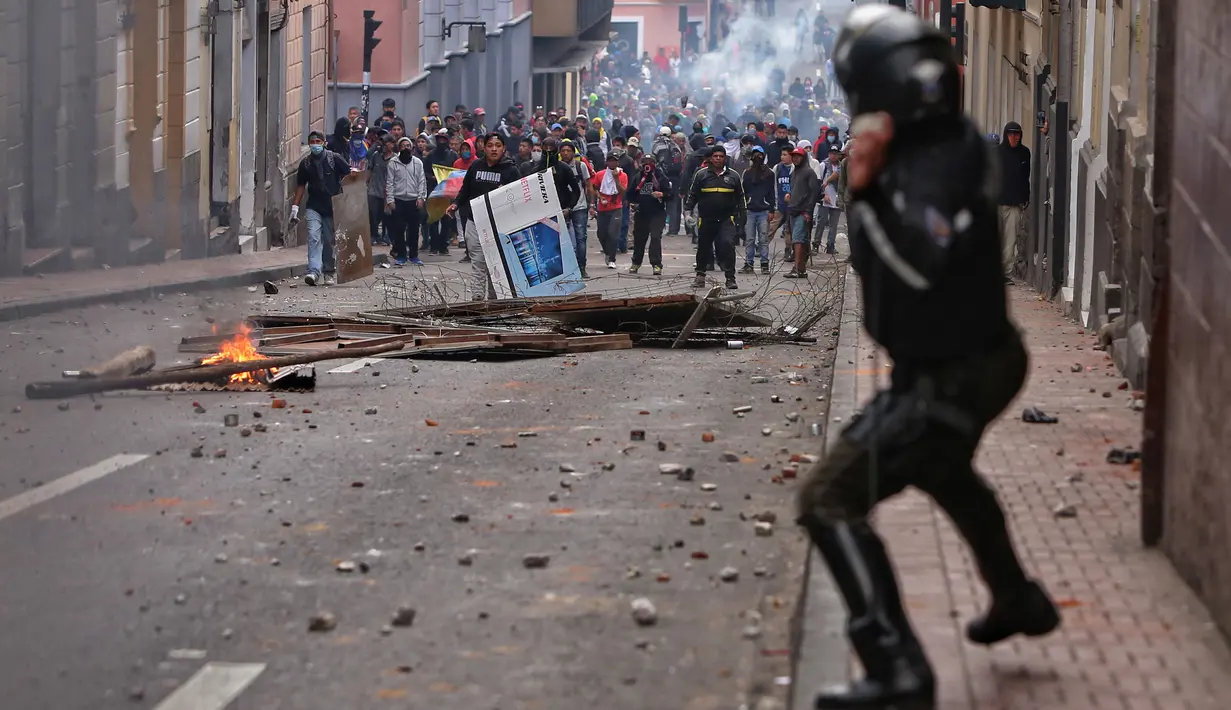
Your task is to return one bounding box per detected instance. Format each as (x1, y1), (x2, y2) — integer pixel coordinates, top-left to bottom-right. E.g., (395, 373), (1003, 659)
(833, 6), (961, 125)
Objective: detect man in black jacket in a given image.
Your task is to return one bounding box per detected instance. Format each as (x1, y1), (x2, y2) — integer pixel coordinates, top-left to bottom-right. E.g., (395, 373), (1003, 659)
(447, 133), (522, 300)
(784, 147), (818, 278)
(796, 8), (1059, 709)
(767, 123), (794, 167)
(628, 153), (674, 275)
(529, 136), (582, 213)
(998, 121), (1030, 281)
(290, 130), (351, 286)
(684, 144), (745, 290)
(740, 146), (775, 274)
(426, 129), (461, 258)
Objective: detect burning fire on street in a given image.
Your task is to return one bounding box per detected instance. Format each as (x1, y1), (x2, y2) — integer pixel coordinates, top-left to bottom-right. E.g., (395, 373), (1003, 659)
(198, 324), (277, 384)
(146, 323), (316, 394)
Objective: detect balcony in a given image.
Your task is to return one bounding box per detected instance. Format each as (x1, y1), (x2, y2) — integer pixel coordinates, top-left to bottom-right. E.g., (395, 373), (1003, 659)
(532, 0), (614, 38)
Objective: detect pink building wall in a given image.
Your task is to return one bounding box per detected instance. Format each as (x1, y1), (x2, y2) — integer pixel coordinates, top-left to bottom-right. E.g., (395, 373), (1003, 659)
(612, 1), (705, 59)
(333, 0), (420, 85)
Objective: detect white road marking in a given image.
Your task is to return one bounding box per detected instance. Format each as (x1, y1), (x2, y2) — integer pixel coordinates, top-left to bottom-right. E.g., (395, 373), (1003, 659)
(0, 453), (149, 523)
(153, 662), (266, 710)
(327, 357), (384, 373)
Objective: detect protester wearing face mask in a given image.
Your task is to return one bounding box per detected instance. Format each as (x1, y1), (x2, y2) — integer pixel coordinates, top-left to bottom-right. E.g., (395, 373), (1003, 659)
(740, 146), (775, 275)
(383, 137), (427, 266)
(589, 152), (629, 269)
(627, 153), (674, 276)
(290, 131), (351, 286)
(453, 140), (477, 170)
(529, 136), (582, 224)
(366, 134), (395, 247)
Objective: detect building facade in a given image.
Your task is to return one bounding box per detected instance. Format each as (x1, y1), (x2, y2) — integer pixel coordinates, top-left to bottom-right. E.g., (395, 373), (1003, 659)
(611, 0), (706, 62)
(330, 0), (535, 133)
(0, 0), (331, 276)
(963, 0), (1231, 638)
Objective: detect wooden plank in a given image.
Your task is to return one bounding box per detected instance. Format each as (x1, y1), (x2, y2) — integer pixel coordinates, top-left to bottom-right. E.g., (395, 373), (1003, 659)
(334, 171), (375, 284)
(258, 329), (339, 347)
(530, 298), (628, 313)
(528, 293), (695, 314)
(414, 333), (499, 347)
(495, 333), (569, 351)
(256, 324), (337, 336)
(246, 315), (338, 326)
(337, 333), (416, 349)
(672, 286), (720, 349)
(565, 334), (634, 353)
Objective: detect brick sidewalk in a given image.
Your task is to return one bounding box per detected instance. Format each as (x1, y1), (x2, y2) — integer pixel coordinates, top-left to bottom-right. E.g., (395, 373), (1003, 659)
(0, 248), (312, 322)
(818, 278), (1231, 710)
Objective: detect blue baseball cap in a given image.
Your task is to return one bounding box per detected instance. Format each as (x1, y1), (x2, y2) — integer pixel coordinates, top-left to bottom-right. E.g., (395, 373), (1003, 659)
(750, 145), (765, 154)
(551, 123), (563, 130)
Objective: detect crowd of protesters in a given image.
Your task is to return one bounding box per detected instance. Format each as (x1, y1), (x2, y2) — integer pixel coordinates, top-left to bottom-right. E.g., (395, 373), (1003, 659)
(289, 3), (851, 296)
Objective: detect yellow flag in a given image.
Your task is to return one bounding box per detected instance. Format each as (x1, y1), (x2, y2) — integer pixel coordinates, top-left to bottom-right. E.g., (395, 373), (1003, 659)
(433, 164), (457, 184)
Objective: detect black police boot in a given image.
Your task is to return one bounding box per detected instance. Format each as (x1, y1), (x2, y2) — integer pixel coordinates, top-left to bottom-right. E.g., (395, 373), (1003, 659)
(966, 580), (1060, 646)
(799, 516), (935, 710)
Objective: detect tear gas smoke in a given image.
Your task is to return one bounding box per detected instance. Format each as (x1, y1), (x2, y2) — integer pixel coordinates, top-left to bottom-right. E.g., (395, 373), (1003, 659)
(678, 0), (855, 117)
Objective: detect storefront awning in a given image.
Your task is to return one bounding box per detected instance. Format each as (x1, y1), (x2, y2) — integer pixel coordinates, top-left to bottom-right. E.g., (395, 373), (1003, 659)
(533, 41), (607, 75)
(967, 0), (1027, 9)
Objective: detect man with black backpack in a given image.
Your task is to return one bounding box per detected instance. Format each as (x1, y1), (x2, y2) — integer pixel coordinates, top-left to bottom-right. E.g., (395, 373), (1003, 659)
(651, 127), (686, 236)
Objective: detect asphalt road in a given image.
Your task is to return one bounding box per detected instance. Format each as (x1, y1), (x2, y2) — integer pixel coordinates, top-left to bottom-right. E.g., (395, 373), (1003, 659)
(0, 241), (845, 710)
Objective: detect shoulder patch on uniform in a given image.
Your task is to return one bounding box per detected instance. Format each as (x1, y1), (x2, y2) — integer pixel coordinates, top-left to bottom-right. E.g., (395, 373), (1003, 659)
(922, 205), (954, 248)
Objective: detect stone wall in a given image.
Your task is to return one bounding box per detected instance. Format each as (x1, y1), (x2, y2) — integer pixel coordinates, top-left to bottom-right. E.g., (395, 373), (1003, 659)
(1158, 0), (1231, 637)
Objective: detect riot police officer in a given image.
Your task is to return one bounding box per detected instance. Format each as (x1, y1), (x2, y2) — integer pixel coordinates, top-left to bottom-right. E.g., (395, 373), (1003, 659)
(795, 7), (1061, 708)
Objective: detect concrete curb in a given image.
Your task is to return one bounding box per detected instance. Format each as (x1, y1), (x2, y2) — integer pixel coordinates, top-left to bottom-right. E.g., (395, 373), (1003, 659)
(790, 265), (863, 710)
(0, 255), (390, 323)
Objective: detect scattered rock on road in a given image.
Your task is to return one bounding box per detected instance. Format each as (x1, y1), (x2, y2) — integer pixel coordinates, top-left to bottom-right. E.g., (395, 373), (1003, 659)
(630, 598), (658, 626)
(335, 561), (356, 573)
(364, 407), (378, 415)
(522, 553), (551, 569)
(720, 451), (740, 462)
(308, 612), (337, 632)
(755, 522), (774, 537)
(452, 513), (470, 523)
(390, 606), (417, 627)
(719, 566), (739, 582)
(558, 463), (576, 473)
(700, 483), (717, 492)
(1052, 502), (1078, 519)
(659, 463), (684, 475)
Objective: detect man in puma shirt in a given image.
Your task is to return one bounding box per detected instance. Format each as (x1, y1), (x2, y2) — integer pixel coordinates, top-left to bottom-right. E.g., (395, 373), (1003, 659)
(447, 132), (521, 300)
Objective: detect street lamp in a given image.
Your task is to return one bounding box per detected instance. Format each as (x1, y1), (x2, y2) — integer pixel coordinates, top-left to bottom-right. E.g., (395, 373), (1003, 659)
(442, 20), (488, 53)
